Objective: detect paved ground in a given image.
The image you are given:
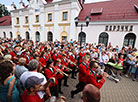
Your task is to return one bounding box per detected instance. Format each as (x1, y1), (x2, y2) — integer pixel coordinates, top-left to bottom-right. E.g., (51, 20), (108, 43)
(59, 76), (138, 102)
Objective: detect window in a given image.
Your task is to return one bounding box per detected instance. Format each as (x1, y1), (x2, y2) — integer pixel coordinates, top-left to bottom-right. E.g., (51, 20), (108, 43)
(3, 32), (6, 38)
(36, 31), (40, 42)
(10, 32), (13, 38)
(62, 12), (68, 21)
(47, 32), (53, 41)
(26, 32), (30, 40)
(78, 32), (86, 46)
(48, 13), (52, 22)
(123, 33), (136, 48)
(35, 15), (39, 23)
(91, 8), (103, 15)
(98, 32), (109, 47)
(25, 16), (29, 24)
(16, 17), (19, 24)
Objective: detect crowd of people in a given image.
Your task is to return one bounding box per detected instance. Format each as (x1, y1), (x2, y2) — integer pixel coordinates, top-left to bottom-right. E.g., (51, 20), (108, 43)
(0, 37), (138, 102)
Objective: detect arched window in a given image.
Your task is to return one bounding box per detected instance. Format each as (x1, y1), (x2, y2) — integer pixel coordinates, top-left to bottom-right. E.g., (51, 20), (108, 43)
(123, 33), (136, 48)
(36, 31), (40, 42)
(78, 32), (86, 46)
(10, 32), (13, 38)
(47, 32), (53, 42)
(98, 32), (109, 46)
(26, 32), (30, 40)
(3, 32), (6, 38)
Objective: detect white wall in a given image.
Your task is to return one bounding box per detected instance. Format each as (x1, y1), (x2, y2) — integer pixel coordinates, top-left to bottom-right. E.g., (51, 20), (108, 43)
(77, 21), (138, 48)
(0, 26), (12, 38)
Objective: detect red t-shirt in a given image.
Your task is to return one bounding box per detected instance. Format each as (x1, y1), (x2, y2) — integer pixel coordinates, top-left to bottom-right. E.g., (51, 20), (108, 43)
(21, 90), (44, 102)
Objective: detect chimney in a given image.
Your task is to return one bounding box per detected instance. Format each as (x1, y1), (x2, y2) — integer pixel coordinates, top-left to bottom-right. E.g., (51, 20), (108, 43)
(45, 0), (53, 3)
(19, 0), (25, 9)
(11, 2), (17, 10)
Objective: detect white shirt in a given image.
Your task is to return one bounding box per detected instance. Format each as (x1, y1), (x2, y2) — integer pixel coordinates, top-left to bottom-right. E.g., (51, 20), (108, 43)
(20, 71), (47, 99)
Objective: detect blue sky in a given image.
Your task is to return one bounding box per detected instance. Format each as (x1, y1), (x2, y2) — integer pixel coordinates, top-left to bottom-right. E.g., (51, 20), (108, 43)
(0, 0), (110, 10)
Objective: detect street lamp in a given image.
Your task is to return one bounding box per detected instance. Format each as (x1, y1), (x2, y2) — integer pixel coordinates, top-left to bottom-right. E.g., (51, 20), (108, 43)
(75, 16), (90, 46)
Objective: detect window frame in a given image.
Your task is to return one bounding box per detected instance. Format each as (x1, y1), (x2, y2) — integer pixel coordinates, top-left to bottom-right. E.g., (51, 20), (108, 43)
(62, 11), (68, 21)
(35, 15), (39, 23)
(16, 17), (19, 24)
(25, 16), (29, 24)
(48, 13), (52, 22)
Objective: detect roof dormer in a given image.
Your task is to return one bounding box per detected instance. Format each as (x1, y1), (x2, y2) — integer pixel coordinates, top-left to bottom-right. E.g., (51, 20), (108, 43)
(91, 8), (103, 15)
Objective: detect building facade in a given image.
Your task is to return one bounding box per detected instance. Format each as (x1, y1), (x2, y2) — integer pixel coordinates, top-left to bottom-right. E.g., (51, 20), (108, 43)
(0, 0), (138, 48)
(10, 0), (82, 42)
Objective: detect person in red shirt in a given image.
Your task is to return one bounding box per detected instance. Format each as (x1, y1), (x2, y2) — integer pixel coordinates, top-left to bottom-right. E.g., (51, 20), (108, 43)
(71, 55), (90, 98)
(55, 59), (64, 94)
(40, 51), (48, 67)
(24, 51), (33, 64)
(21, 76), (45, 102)
(52, 50), (58, 65)
(44, 59), (59, 97)
(61, 54), (69, 87)
(86, 61), (108, 89)
(78, 47), (86, 65)
(69, 49), (77, 79)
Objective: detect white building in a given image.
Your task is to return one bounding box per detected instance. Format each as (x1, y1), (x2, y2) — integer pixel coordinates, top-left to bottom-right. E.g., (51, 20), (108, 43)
(10, 0), (82, 42)
(0, 0), (138, 48)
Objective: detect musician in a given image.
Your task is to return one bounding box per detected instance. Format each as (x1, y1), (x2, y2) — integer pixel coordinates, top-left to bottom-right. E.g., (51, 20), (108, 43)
(71, 55), (90, 98)
(44, 59), (59, 97)
(86, 61), (108, 89)
(78, 47), (86, 65)
(52, 50), (58, 65)
(55, 59), (64, 94)
(61, 53), (70, 87)
(9, 46), (20, 60)
(57, 50), (64, 60)
(24, 51), (33, 64)
(69, 49), (77, 79)
(40, 51), (48, 67)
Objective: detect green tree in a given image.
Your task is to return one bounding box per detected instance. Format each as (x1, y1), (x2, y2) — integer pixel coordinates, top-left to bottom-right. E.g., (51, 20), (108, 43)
(0, 4), (10, 18)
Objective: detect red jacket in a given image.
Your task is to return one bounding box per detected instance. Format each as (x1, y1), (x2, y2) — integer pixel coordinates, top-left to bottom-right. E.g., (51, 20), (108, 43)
(55, 64), (64, 79)
(78, 62), (89, 82)
(10, 51), (16, 60)
(61, 58), (69, 72)
(86, 69), (105, 89)
(79, 52), (86, 64)
(52, 54), (58, 64)
(24, 55), (33, 64)
(44, 68), (58, 87)
(57, 54), (62, 60)
(39, 57), (48, 67)
(69, 54), (76, 67)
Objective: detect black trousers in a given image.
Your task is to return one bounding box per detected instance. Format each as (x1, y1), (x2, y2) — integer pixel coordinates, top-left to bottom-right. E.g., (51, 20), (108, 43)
(58, 78), (63, 92)
(70, 66), (76, 78)
(50, 85), (59, 97)
(72, 81), (86, 95)
(63, 71), (70, 85)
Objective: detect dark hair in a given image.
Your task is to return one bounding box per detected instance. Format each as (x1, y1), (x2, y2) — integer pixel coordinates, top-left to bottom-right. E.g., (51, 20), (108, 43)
(0, 61), (13, 85)
(89, 61), (97, 68)
(46, 59), (53, 68)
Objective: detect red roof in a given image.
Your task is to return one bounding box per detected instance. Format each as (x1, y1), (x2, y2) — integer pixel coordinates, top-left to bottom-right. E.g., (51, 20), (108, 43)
(0, 16), (11, 26)
(78, 0), (138, 21)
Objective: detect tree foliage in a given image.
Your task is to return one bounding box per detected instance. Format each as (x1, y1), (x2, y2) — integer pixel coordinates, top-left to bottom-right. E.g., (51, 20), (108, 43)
(0, 4), (10, 18)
